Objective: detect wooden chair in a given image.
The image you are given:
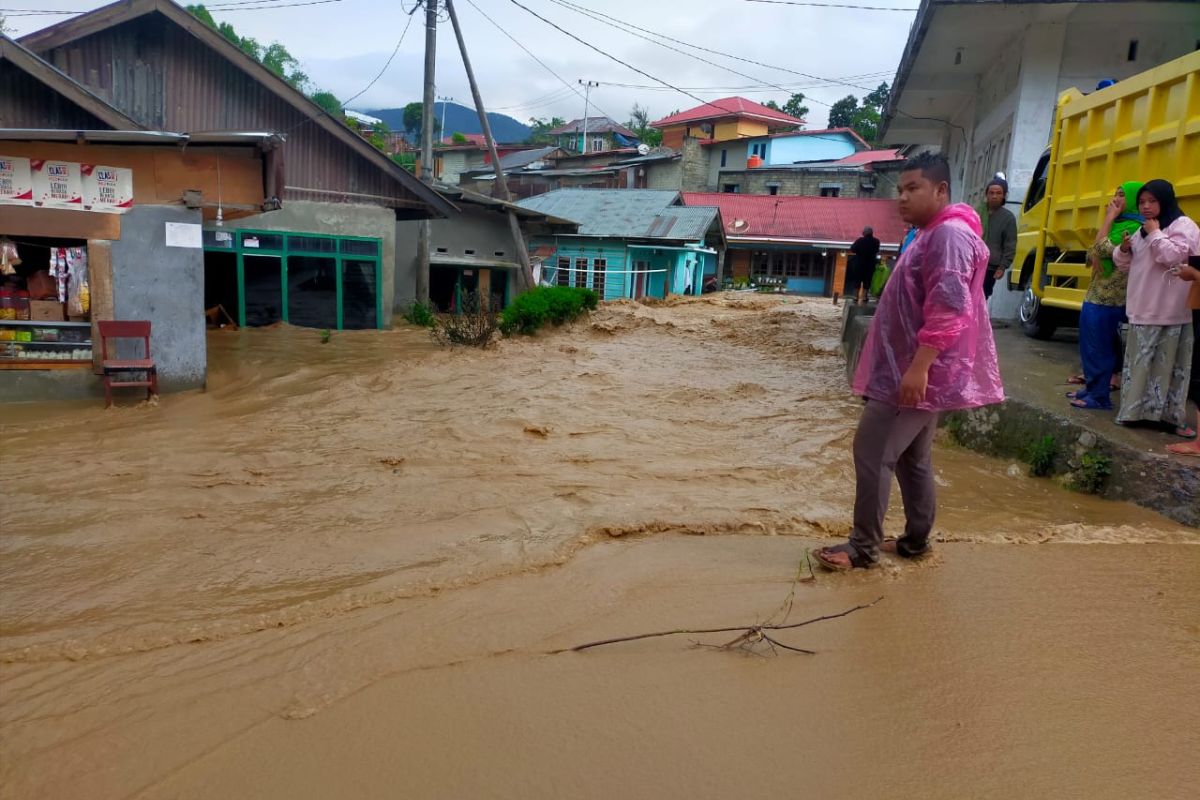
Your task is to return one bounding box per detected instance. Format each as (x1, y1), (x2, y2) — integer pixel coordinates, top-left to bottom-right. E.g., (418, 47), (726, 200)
(98, 320), (158, 407)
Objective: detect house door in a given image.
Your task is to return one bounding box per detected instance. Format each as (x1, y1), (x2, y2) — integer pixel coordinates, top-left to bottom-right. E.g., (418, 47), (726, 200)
(633, 260), (649, 299)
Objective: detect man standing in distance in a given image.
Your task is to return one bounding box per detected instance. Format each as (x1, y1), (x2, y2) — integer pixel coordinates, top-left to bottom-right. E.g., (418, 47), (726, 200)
(982, 175), (1017, 300)
(836, 226), (881, 306)
(816, 153), (1004, 570)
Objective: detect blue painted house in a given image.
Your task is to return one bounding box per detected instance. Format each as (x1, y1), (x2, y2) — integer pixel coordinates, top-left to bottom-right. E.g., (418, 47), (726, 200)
(517, 190), (724, 301)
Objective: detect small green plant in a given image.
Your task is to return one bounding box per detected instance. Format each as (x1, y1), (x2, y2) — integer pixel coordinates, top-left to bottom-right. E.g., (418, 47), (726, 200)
(943, 414), (964, 444)
(1069, 452), (1112, 495)
(403, 301), (437, 328)
(319, 328), (331, 344)
(499, 286), (599, 336)
(1025, 435), (1059, 478)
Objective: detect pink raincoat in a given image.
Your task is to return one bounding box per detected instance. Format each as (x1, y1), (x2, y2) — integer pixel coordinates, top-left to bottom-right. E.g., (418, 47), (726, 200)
(852, 203), (1004, 411)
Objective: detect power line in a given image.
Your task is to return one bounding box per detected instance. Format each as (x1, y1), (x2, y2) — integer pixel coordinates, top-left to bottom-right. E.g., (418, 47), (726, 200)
(534, 0), (836, 111)
(199, 0), (344, 10)
(338, 2), (419, 106)
(745, 0), (917, 10)
(459, 0), (621, 124)
(548, 0), (888, 99)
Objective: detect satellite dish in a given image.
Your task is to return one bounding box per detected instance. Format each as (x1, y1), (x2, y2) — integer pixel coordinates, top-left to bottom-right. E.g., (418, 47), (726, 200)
(729, 219), (750, 232)
(637, 143), (651, 156)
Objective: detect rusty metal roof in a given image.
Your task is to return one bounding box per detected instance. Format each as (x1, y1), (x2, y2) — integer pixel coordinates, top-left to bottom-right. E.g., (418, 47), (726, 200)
(18, 0), (455, 217)
(0, 34), (142, 130)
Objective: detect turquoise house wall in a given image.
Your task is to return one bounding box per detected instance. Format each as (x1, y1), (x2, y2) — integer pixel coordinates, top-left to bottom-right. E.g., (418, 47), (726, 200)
(763, 132), (857, 165)
(532, 238), (712, 300)
(530, 237), (629, 301)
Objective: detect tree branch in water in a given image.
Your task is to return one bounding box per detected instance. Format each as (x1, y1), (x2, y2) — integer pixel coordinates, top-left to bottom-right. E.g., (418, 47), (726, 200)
(557, 597), (883, 655)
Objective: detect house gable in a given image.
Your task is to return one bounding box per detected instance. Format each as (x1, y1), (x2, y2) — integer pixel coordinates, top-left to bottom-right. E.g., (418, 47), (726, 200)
(20, 0), (453, 217)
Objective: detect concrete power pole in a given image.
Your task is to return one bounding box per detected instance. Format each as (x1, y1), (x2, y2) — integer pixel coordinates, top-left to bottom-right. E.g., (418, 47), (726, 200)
(438, 95), (454, 142)
(444, 0), (535, 295)
(579, 80), (598, 154)
(415, 0), (439, 304)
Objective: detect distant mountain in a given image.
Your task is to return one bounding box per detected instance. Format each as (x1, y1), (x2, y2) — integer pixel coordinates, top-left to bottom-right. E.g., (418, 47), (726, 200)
(363, 102), (531, 144)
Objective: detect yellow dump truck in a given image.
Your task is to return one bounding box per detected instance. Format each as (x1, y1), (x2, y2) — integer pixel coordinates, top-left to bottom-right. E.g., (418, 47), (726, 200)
(1011, 49), (1200, 339)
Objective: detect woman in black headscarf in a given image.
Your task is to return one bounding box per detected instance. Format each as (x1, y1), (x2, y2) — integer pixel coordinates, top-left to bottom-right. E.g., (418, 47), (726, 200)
(1113, 179), (1200, 438)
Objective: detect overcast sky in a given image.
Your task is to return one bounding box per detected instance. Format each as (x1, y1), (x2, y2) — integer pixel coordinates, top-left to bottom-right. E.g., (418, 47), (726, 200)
(8, 0), (919, 128)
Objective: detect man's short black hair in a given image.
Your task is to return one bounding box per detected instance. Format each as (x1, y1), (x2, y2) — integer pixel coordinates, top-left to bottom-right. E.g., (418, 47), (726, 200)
(901, 151), (951, 188)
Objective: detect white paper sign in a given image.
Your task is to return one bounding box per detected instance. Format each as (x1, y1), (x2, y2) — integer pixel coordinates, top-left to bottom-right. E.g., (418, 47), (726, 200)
(32, 159), (82, 209)
(165, 222), (203, 249)
(0, 156), (33, 205)
(82, 164), (133, 212)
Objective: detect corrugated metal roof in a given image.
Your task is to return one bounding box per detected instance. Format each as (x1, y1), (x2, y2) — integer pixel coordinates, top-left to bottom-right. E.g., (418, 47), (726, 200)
(548, 117), (637, 137)
(517, 189), (719, 242)
(651, 97), (804, 129)
(20, 0), (453, 216)
(834, 149), (905, 166)
(0, 129), (282, 147)
(681, 193), (906, 246)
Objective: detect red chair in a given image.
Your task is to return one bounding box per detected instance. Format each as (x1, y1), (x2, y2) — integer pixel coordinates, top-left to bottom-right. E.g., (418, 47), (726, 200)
(98, 320), (158, 407)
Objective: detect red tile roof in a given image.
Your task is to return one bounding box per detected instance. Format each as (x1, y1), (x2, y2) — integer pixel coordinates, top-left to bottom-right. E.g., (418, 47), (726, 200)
(651, 97), (805, 129)
(834, 148), (905, 166)
(441, 133), (487, 146)
(682, 193), (906, 246)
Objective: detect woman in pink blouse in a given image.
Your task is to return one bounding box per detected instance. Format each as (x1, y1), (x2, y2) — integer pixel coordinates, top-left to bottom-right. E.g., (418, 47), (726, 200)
(1112, 179), (1200, 437)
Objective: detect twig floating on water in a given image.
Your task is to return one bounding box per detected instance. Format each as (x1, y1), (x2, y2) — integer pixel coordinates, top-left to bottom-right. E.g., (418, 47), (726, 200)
(557, 597), (883, 655)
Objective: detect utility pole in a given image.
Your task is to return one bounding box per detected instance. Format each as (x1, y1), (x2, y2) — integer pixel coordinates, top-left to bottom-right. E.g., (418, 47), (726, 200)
(438, 95), (454, 142)
(578, 79), (598, 154)
(415, 0), (439, 304)
(444, 0), (535, 295)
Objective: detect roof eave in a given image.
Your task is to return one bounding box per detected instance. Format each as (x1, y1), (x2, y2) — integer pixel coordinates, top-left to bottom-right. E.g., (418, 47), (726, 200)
(879, 0), (937, 141)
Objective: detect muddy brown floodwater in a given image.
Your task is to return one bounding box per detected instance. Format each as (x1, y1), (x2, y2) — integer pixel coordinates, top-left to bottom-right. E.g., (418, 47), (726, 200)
(1, 295), (1197, 799)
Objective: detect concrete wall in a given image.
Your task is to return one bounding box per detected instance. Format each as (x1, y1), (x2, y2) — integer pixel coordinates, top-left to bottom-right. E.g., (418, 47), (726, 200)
(227, 200), (397, 321)
(110, 205), (206, 390)
(396, 205), (525, 310)
(680, 137), (712, 193)
(646, 159), (683, 191)
(716, 167), (876, 198)
(709, 141), (750, 189)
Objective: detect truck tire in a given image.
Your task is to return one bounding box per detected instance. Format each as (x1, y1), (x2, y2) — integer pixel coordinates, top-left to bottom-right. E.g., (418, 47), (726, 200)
(1019, 288), (1059, 340)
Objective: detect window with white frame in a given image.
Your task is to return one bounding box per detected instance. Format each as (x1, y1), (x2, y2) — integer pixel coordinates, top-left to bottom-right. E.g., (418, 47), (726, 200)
(591, 137), (605, 152)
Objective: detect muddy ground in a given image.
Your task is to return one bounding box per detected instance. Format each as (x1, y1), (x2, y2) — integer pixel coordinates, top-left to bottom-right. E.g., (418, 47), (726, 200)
(1, 296), (1196, 799)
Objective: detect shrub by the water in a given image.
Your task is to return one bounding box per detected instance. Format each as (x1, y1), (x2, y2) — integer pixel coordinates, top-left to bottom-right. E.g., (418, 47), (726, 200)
(499, 286), (599, 336)
(403, 301), (437, 328)
(430, 291), (498, 348)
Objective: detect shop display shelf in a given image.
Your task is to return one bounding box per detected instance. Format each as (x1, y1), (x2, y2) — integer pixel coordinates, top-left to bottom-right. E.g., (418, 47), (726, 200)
(0, 319), (92, 328)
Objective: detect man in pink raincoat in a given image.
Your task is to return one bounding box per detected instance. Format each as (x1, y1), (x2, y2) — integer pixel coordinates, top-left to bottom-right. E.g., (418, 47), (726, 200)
(817, 152), (1004, 570)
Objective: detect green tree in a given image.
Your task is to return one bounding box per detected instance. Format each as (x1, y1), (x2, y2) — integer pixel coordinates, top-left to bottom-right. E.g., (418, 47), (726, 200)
(451, 132), (469, 144)
(311, 90), (342, 117)
(782, 93), (809, 123)
(827, 95), (859, 129)
(624, 103), (663, 147)
(401, 102), (440, 143)
(764, 99), (781, 111)
(526, 116), (566, 146)
(1, 12), (12, 34)
(186, 5), (329, 105)
(825, 83), (890, 143)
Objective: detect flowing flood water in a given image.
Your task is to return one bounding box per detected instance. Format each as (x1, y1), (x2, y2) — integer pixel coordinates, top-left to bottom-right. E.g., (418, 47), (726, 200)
(1, 296), (1196, 799)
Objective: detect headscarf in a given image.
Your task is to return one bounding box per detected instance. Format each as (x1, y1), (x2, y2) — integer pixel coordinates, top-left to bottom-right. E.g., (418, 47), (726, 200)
(1099, 180), (1143, 277)
(1138, 179), (1184, 236)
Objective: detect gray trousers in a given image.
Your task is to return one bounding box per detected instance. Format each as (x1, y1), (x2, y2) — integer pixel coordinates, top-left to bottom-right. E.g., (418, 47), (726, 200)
(849, 400), (940, 563)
